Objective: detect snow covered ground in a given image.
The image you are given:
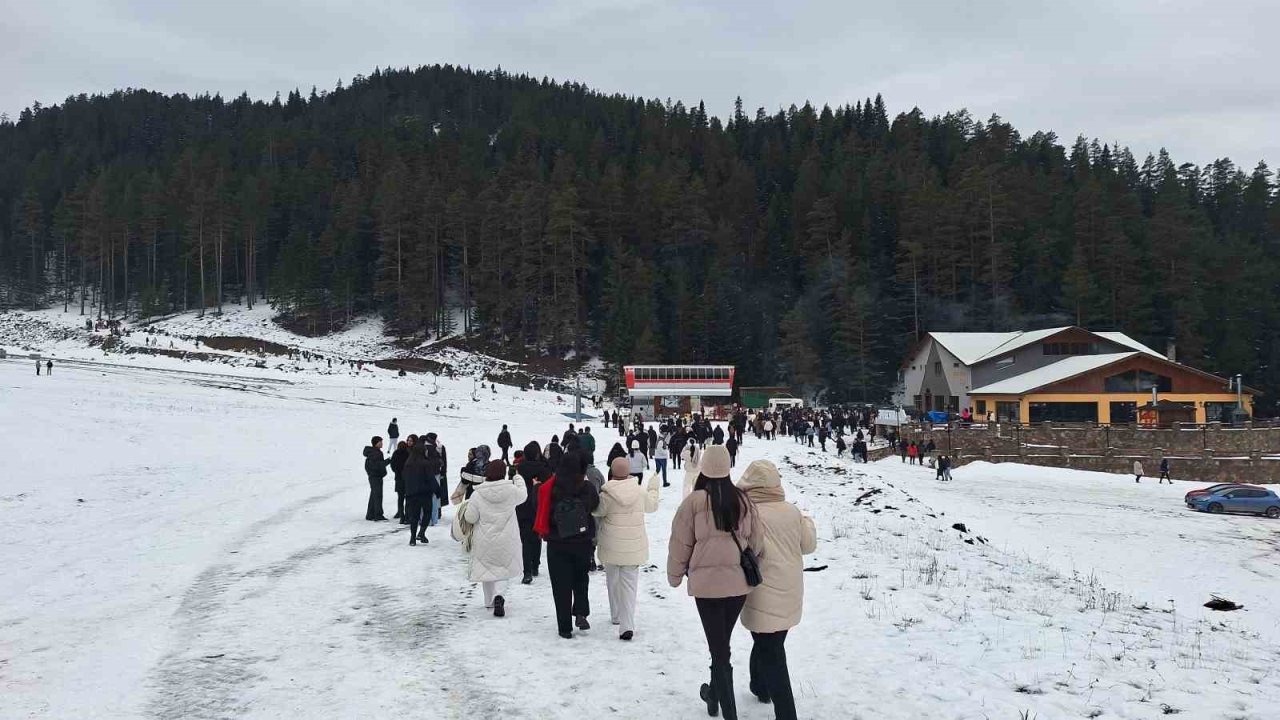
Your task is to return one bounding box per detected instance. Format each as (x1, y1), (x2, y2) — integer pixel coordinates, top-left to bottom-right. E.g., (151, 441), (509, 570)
(3, 309), (1280, 719)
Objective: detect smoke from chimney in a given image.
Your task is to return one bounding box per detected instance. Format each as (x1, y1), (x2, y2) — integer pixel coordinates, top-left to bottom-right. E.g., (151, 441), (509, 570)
(1165, 339), (1176, 363)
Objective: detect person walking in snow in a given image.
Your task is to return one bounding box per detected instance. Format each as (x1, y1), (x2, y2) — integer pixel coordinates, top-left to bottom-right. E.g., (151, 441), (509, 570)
(45, 360), (52, 376)
(594, 457), (661, 641)
(424, 432), (448, 521)
(363, 437), (392, 521)
(579, 427), (597, 465)
(455, 445), (491, 504)
(463, 460), (527, 617)
(726, 435), (739, 468)
(497, 424), (513, 463)
(667, 445), (762, 720)
(628, 440), (649, 483)
(35, 359), (41, 376)
(387, 418), (400, 452)
(737, 460), (817, 720)
(1158, 458), (1171, 484)
(653, 437), (671, 487)
(681, 441), (702, 498)
(534, 452), (601, 638)
(402, 443), (440, 544)
(390, 438), (410, 521)
(607, 441), (627, 467)
(1133, 459), (1145, 483)
(516, 441), (551, 583)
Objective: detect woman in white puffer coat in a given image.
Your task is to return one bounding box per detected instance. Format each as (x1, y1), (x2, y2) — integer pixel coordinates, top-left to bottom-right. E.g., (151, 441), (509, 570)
(737, 460), (817, 720)
(680, 442), (701, 498)
(462, 460), (528, 617)
(593, 457), (661, 640)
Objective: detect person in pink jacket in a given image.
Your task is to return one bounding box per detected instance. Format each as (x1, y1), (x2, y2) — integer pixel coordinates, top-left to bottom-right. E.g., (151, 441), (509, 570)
(667, 445), (762, 720)
(737, 460), (817, 720)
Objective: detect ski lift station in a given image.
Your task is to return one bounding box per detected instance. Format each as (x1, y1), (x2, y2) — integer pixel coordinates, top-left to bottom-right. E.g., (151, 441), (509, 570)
(623, 365), (735, 417)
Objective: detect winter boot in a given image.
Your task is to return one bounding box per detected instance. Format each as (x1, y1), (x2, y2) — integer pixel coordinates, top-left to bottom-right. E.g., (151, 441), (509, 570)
(521, 572), (533, 585)
(712, 664), (738, 720)
(699, 667), (719, 717)
(409, 536), (416, 546)
(575, 615), (591, 630)
(416, 531), (428, 544)
(493, 595), (505, 618)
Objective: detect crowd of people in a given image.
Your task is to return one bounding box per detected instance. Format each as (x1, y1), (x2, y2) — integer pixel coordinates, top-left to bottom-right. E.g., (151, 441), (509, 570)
(360, 412), (818, 720)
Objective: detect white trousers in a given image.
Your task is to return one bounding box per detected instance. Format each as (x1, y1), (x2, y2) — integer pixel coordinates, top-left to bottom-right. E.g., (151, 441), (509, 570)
(481, 580), (508, 608)
(605, 564), (640, 634)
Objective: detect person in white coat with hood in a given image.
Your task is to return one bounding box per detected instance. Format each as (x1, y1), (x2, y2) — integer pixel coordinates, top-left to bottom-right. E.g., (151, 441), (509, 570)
(737, 460), (817, 720)
(681, 441), (702, 498)
(462, 460), (528, 617)
(593, 457), (661, 640)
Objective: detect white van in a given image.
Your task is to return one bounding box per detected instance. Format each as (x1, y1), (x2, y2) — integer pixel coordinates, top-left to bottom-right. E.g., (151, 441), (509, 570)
(767, 397), (805, 412)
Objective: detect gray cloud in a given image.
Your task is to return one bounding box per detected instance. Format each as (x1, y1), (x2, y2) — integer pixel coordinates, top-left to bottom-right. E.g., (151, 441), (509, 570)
(1, 0), (1275, 167)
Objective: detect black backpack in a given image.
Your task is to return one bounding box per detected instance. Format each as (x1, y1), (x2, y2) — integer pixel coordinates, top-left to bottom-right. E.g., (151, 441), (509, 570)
(552, 495), (590, 539)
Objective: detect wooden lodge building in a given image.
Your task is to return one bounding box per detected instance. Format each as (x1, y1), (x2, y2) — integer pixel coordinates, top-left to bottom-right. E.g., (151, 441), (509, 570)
(897, 327), (1255, 425)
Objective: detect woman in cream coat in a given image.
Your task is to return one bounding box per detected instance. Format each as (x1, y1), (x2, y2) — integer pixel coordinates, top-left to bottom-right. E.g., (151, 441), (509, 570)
(737, 460), (817, 720)
(593, 457), (660, 640)
(680, 441), (702, 498)
(462, 460), (528, 617)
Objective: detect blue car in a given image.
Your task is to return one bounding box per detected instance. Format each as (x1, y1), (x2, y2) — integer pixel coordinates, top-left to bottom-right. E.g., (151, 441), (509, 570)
(1189, 486), (1280, 518)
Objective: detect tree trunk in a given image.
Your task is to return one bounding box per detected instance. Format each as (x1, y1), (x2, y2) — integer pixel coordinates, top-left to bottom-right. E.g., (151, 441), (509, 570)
(198, 211), (206, 318)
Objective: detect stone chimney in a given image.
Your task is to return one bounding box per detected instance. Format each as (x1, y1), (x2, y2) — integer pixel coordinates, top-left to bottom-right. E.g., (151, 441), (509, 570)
(1165, 339), (1176, 363)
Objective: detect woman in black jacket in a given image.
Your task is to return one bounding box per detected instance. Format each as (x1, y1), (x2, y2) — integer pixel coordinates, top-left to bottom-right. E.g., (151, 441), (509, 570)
(545, 451), (600, 639)
(390, 439), (411, 522)
(402, 444), (441, 546)
(516, 441), (552, 584)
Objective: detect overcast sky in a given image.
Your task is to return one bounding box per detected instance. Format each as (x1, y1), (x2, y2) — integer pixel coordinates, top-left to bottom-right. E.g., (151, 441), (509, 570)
(2, 0), (1276, 168)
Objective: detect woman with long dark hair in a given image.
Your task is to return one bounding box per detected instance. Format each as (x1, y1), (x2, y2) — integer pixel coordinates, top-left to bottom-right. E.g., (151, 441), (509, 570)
(533, 451), (601, 638)
(667, 445), (761, 720)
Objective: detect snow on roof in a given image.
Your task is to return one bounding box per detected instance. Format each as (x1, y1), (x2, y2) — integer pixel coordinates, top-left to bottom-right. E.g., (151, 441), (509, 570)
(928, 332), (1022, 365)
(969, 353), (1137, 395)
(1094, 332), (1163, 358)
(973, 327), (1073, 362)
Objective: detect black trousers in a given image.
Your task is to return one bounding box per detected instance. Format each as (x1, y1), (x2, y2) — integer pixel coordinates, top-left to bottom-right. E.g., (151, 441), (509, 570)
(547, 545), (591, 633)
(695, 595), (747, 667)
(501, 446), (510, 462)
(750, 630), (796, 719)
(365, 478), (384, 519)
(519, 524), (542, 574)
(405, 494), (427, 537)
(395, 491), (405, 518)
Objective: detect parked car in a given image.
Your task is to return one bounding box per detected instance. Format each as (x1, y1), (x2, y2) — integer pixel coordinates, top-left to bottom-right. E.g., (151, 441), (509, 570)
(1183, 483), (1261, 507)
(1188, 486), (1280, 518)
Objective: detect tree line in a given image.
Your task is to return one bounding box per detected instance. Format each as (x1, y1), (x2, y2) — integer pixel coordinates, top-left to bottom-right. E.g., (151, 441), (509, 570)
(0, 65), (1277, 408)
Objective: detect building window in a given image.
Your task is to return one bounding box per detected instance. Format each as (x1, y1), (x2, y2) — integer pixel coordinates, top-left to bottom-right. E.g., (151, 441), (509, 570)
(996, 355), (1015, 369)
(1104, 370), (1173, 393)
(975, 400), (987, 415)
(1029, 402), (1099, 423)
(953, 362), (959, 368)
(996, 401), (1020, 422)
(1110, 401), (1137, 424)
(1043, 342), (1098, 356)
(913, 395), (922, 409)
(934, 362), (942, 376)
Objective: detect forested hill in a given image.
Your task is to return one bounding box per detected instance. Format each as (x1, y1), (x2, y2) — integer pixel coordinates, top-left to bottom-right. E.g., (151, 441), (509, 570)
(1, 64), (1277, 406)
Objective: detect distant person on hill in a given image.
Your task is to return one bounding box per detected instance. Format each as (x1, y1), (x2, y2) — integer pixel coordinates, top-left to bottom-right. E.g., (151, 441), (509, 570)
(908, 442), (919, 465)
(46, 360), (53, 376)
(1133, 460), (1144, 483)
(653, 437), (671, 487)
(497, 424), (513, 463)
(726, 436), (739, 468)
(1158, 458), (1171, 484)
(35, 359), (41, 376)
(363, 436), (391, 521)
(387, 418), (399, 450)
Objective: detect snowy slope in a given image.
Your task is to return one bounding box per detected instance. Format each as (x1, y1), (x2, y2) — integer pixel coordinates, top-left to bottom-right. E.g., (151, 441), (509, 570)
(3, 350), (1279, 719)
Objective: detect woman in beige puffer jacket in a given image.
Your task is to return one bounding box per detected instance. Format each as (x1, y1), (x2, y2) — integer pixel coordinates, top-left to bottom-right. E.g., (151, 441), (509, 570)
(736, 460), (816, 720)
(667, 445), (762, 720)
(593, 457), (661, 640)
